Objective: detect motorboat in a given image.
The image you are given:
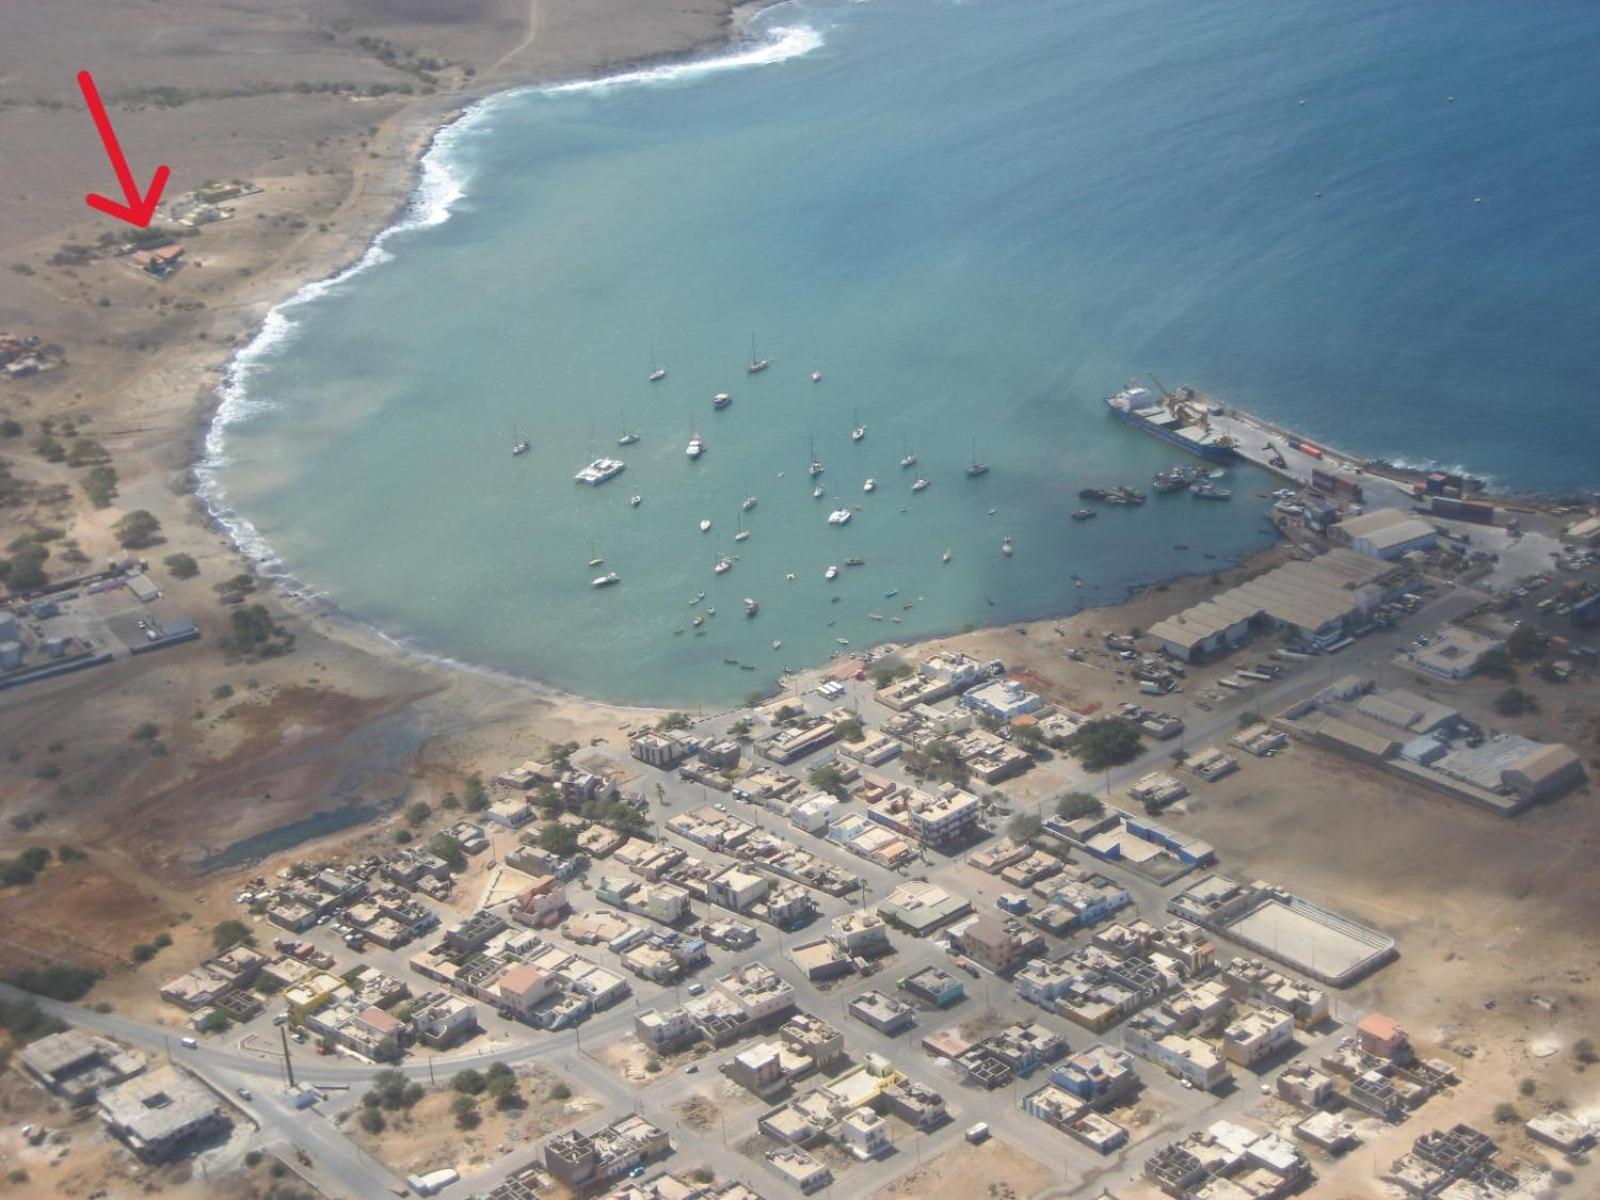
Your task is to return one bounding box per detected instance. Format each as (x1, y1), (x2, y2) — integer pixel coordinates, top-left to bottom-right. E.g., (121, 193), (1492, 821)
(824, 564), (839, 580)
(941, 549), (952, 563)
(734, 529), (750, 543)
(911, 477), (929, 492)
(900, 452), (917, 469)
(863, 478), (876, 493)
(630, 495), (643, 507)
(1071, 508), (1097, 520)
(699, 518), (712, 532)
(827, 508), (853, 525)
(714, 557), (732, 575)
(743, 597), (760, 616)
(1001, 536), (1014, 557)
(574, 458), (626, 485)
(810, 369), (822, 383)
(813, 484), (825, 499)
(591, 572), (620, 588)
(686, 433), (705, 459)
(617, 431), (640, 446)
(712, 393), (732, 410)
(742, 495), (758, 512)
(844, 556), (865, 567)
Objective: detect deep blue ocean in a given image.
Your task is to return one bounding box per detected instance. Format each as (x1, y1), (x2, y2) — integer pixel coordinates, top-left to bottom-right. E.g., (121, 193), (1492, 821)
(204, 0), (1600, 706)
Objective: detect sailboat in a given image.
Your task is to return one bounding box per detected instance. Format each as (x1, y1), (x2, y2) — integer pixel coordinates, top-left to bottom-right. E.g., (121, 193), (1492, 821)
(899, 438), (917, 469)
(741, 486), (758, 513)
(850, 406), (866, 442)
(648, 346), (666, 382)
(587, 541), (605, 569)
(617, 411), (639, 446)
(810, 367), (823, 383)
(965, 438), (990, 478)
(734, 508), (751, 543)
(808, 435), (824, 477)
(746, 334), (769, 374)
(512, 427), (530, 457)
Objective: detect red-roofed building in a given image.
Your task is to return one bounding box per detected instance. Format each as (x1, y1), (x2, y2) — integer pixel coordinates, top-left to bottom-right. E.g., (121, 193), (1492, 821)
(1356, 1012), (1408, 1061)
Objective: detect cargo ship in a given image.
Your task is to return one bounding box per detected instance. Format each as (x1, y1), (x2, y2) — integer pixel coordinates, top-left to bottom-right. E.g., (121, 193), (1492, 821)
(1105, 385), (1238, 463)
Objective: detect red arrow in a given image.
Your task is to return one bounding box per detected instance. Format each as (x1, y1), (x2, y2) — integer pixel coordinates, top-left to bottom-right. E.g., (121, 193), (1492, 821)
(77, 69), (170, 228)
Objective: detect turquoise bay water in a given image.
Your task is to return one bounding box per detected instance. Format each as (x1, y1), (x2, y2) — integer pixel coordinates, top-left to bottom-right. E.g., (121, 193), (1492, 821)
(208, 0), (1600, 706)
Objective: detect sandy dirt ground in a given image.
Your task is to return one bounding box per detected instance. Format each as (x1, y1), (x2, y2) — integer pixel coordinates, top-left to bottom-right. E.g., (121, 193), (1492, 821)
(872, 1135), (1056, 1200)
(340, 1064), (597, 1179)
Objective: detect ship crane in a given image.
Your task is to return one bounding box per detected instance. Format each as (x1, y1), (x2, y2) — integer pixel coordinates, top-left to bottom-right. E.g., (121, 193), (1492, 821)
(1147, 373), (1175, 401)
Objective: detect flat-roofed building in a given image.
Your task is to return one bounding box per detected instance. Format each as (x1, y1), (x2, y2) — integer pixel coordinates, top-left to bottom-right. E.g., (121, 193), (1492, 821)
(1050, 1043), (1139, 1106)
(97, 1066), (228, 1163)
(959, 914), (1044, 972)
(1124, 1015), (1232, 1091)
(1333, 508), (1437, 560)
(878, 881), (972, 935)
(19, 1031), (144, 1103)
(848, 989), (915, 1034)
(1221, 1006), (1295, 1066)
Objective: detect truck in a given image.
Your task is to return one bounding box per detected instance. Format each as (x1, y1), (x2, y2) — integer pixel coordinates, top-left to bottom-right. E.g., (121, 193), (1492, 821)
(407, 1168), (460, 1197)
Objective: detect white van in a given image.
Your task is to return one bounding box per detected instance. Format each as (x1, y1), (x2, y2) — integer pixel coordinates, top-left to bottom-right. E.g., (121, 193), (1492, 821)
(179, 1036), (198, 1049)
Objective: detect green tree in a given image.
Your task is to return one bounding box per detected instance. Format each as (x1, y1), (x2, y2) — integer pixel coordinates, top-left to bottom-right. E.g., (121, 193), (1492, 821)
(549, 1082), (572, 1101)
(451, 1095), (480, 1129)
(1493, 687), (1536, 717)
(1506, 624), (1541, 660)
(405, 800), (432, 827)
(835, 717), (865, 742)
(81, 465), (118, 508)
(656, 712), (691, 731)
(1065, 717), (1144, 771)
(212, 919), (251, 952)
(463, 773), (489, 812)
(358, 1106), (385, 1134)
(808, 763), (849, 800)
(113, 509), (162, 549)
(428, 833), (466, 871)
(1574, 1038), (1597, 1064)
(1056, 792), (1104, 820)
(66, 438), (109, 467)
(452, 1068), (487, 1095)
(1007, 812), (1043, 842)
(539, 822), (580, 856)
(1492, 1102), (1518, 1123)
(163, 552), (199, 579)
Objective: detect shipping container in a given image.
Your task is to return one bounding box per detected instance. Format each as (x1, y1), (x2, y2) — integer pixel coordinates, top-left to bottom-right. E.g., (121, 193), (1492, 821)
(1294, 441), (1324, 459)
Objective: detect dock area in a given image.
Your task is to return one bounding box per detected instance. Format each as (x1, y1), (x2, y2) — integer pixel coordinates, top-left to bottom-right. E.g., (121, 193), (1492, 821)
(1198, 397), (1419, 511)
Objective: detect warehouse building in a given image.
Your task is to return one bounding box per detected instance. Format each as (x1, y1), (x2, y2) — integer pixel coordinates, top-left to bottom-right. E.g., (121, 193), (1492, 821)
(1147, 549), (1404, 661)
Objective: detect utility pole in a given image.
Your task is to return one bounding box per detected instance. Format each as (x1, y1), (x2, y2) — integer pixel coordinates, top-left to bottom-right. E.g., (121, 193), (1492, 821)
(280, 1025), (297, 1089)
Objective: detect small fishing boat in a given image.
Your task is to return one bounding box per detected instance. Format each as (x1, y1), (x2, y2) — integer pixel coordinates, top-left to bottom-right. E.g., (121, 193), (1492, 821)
(588, 553), (605, 568)
(911, 477), (929, 492)
(742, 494), (758, 512)
(827, 508), (853, 525)
(884, 588), (899, 598)
(743, 597), (760, 616)
(844, 556), (865, 567)
(686, 432), (705, 459)
(630, 495), (643, 507)
(941, 549), (952, 563)
(714, 557), (732, 575)
(1191, 482), (1232, 500)
(825, 564), (839, 581)
(746, 334), (769, 374)
(863, 478), (876, 493)
(810, 369), (822, 383)
(591, 572), (620, 588)
(512, 427), (530, 457)
(1001, 535), (1014, 557)
(617, 431), (640, 446)
(836, 637), (850, 645)
(1072, 508), (1097, 520)
(712, 392), (732, 410)
(699, 518), (712, 532)
(813, 484), (826, 499)
(869, 613), (884, 621)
